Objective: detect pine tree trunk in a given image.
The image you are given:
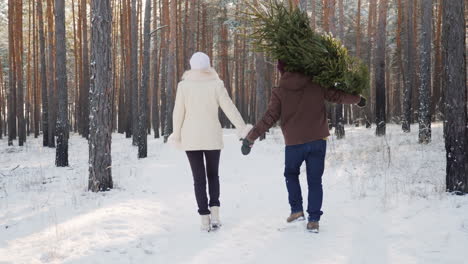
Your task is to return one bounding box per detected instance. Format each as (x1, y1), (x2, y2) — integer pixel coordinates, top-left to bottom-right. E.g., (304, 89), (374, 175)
(418, 0), (432, 144)
(27, 0), (33, 138)
(249, 54), (256, 124)
(240, 27), (248, 120)
(81, 0), (90, 139)
(32, 0), (40, 138)
(8, 0), (17, 146)
(310, 0), (316, 30)
(353, 0), (363, 126)
(117, 1), (126, 134)
(16, 0), (26, 146)
(432, 0), (443, 120)
(366, 0), (377, 127)
(402, 0), (415, 132)
(37, 0), (48, 147)
(138, 0), (151, 158)
(393, 0), (403, 123)
(131, 0), (139, 145)
(356, 0), (361, 58)
(411, 0), (420, 124)
(255, 52), (267, 140)
(55, 0), (68, 166)
(71, 0), (78, 133)
(219, 6), (231, 128)
(335, 0), (345, 139)
(112, 4), (119, 133)
(159, 0), (168, 138)
(46, 0), (56, 147)
(124, 0), (133, 138)
(151, 0), (160, 139)
(89, 0), (113, 192)
(187, 0), (197, 66)
(163, 0), (176, 142)
(442, 0), (467, 193)
(374, 0), (388, 136)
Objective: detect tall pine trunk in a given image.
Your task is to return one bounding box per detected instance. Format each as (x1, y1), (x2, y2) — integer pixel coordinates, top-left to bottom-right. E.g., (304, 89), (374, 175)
(81, 0), (90, 139)
(37, 0), (48, 147)
(432, 0), (443, 120)
(393, 0), (403, 123)
(418, 0), (432, 144)
(310, 0), (316, 30)
(335, 0), (345, 139)
(255, 52), (267, 140)
(32, 0), (40, 138)
(46, 0), (56, 147)
(55, 0), (68, 166)
(163, 0), (176, 142)
(131, 0), (139, 146)
(16, 0), (26, 146)
(89, 0), (113, 192)
(365, 0), (377, 128)
(374, 0), (388, 136)
(151, 0), (160, 138)
(8, 0), (17, 146)
(402, 0), (415, 132)
(442, 0), (467, 193)
(138, 0), (151, 158)
(124, 0), (132, 138)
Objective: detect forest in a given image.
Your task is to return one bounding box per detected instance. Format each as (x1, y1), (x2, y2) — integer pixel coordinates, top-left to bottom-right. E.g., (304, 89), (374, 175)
(0, 0), (466, 191)
(0, 0), (467, 263)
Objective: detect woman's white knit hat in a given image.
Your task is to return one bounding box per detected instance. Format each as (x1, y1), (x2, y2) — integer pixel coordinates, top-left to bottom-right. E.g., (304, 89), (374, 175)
(190, 52), (211, 70)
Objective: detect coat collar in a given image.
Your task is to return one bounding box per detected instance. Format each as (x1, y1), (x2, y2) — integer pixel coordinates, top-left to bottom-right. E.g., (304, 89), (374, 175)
(182, 68), (220, 81)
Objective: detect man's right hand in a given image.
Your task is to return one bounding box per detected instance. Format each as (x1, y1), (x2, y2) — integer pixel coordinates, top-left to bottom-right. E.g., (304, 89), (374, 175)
(241, 139), (254, 155)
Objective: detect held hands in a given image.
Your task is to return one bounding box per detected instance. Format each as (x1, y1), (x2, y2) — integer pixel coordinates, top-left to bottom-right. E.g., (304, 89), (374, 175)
(357, 96), (367, 108)
(241, 138), (254, 155)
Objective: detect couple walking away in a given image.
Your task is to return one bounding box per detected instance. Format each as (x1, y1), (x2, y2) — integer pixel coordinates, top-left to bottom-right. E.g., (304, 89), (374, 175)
(169, 52), (366, 233)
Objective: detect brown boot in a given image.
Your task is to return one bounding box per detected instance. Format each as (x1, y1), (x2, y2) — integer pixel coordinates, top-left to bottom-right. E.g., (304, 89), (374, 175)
(307, 221), (319, 233)
(286, 212), (305, 223)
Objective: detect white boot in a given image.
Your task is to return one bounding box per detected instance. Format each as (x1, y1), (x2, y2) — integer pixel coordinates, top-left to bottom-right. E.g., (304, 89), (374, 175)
(210, 206), (222, 229)
(200, 215), (211, 232)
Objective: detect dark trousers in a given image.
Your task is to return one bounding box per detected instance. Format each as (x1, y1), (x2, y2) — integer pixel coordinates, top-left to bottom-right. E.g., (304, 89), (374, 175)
(284, 140), (327, 222)
(186, 150), (221, 215)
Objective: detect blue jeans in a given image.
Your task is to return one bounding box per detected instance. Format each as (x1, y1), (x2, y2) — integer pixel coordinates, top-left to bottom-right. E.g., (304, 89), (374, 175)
(284, 140), (327, 222)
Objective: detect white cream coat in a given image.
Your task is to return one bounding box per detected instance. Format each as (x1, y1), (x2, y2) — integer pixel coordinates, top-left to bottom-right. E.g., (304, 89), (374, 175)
(168, 68), (251, 151)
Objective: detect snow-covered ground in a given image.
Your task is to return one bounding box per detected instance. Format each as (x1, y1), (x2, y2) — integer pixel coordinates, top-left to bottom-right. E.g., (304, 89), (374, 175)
(1, 123), (467, 264)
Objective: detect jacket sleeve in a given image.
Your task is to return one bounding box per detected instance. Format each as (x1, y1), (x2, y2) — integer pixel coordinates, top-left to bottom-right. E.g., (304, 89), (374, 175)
(246, 88), (281, 142)
(324, 88), (361, 104)
(216, 82), (252, 139)
(170, 84), (185, 144)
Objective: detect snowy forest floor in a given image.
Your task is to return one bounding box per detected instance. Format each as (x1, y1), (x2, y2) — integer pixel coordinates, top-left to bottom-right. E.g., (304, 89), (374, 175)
(1, 123), (468, 264)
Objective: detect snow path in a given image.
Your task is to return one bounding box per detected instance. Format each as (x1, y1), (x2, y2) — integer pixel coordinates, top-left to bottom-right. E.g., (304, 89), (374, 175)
(1, 124), (468, 264)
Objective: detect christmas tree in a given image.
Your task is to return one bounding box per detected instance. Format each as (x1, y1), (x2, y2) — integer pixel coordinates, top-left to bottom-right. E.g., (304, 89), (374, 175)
(247, 0), (369, 95)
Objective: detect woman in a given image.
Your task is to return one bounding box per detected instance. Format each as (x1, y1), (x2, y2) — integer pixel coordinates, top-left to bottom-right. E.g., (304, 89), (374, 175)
(169, 52), (252, 232)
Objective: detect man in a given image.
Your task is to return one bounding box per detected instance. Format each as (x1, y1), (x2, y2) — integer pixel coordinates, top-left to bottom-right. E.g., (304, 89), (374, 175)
(242, 61), (366, 233)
